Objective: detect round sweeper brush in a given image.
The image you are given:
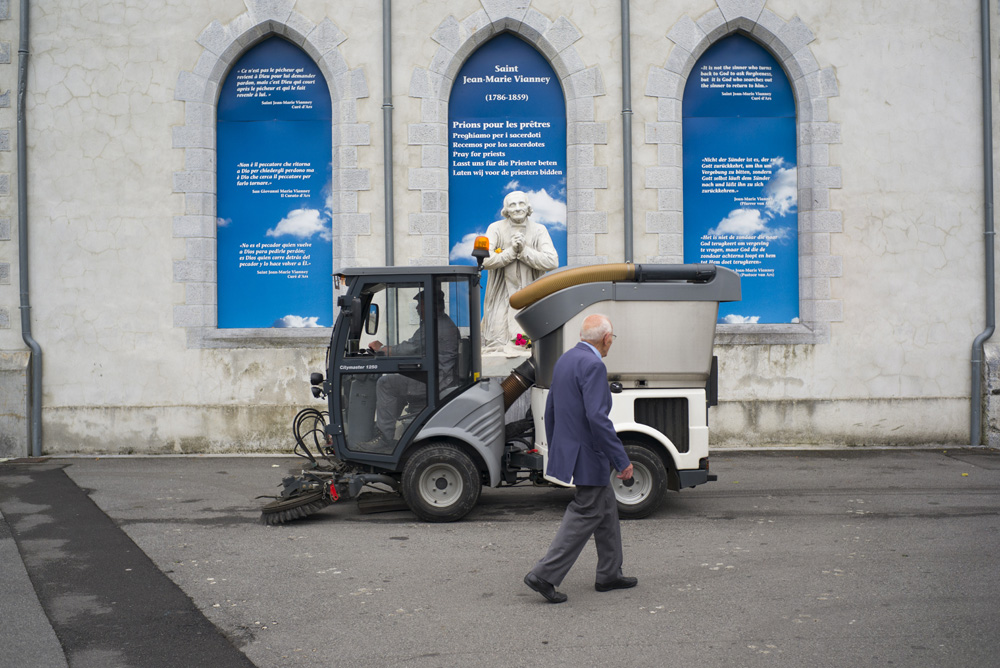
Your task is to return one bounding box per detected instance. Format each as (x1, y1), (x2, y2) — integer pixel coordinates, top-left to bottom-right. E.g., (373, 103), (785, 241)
(260, 491), (333, 525)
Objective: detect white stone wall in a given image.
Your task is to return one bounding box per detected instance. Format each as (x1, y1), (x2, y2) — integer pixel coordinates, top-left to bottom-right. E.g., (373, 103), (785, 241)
(0, 0), (995, 453)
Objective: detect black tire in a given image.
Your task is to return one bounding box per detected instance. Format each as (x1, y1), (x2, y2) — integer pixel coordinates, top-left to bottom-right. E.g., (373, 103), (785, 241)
(612, 441), (668, 519)
(401, 444), (481, 522)
(260, 491), (332, 525)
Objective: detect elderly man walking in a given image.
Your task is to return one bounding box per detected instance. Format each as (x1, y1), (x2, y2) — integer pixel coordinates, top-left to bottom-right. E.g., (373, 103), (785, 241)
(524, 313), (636, 604)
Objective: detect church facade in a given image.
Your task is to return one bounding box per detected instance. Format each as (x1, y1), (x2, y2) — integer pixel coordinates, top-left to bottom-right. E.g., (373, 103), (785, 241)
(0, 0), (998, 455)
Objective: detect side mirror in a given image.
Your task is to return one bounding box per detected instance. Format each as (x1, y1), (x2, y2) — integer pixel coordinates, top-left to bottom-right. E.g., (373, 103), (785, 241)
(365, 304), (379, 335)
(310, 372), (324, 386)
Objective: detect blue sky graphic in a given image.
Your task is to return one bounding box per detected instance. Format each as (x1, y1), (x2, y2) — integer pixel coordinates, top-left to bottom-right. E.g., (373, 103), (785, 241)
(683, 35), (799, 324)
(217, 37), (333, 329)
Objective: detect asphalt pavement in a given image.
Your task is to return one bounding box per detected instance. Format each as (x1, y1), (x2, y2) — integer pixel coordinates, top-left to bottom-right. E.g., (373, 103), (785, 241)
(2, 448), (999, 668)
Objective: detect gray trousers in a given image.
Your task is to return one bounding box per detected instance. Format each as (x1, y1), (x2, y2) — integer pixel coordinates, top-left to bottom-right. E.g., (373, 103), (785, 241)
(530, 484), (624, 587)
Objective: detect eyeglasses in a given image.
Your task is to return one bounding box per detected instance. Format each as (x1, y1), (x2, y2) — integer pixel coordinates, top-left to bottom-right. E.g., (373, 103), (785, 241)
(610, 334), (617, 340)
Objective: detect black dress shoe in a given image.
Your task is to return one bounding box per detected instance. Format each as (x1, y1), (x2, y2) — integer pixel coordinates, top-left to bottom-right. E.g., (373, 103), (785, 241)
(595, 576), (638, 592)
(524, 572), (567, 603)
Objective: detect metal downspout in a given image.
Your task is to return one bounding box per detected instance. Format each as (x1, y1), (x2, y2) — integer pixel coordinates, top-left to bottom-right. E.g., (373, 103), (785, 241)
(972, 0), (996, 446)
(620, 0), (634, 262)
(17, 0), (41, 457)
(382, 0), (394, 266)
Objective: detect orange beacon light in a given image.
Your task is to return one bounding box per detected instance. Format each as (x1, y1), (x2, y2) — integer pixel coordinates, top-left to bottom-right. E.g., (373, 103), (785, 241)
(472, 235), (491, 269)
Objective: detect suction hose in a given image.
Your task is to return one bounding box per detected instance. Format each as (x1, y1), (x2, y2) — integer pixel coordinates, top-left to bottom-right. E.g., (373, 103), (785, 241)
(501, 358), (536, 410)
(509, 263), (636, 310)
(509, 263), (716, 310)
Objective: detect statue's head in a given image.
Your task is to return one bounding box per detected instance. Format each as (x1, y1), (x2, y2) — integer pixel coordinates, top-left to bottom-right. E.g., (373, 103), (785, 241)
(501, 191), (532, 224)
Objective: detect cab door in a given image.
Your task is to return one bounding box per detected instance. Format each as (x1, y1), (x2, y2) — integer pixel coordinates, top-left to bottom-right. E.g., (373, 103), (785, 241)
(329, 278), (434, 465)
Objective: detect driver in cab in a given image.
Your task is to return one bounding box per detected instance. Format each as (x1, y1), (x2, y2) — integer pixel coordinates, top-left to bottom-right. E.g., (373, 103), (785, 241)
(362, 289), (460, 452)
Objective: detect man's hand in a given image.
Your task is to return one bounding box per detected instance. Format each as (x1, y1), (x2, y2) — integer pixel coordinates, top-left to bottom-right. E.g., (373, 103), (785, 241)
(617, 463), (634, 481)
(369, 340), (386, 354)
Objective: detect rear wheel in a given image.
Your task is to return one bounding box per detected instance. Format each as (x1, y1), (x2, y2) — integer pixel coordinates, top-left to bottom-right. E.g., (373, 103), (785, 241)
(402, 444), (481, 522)
(612, 442), (668, 519)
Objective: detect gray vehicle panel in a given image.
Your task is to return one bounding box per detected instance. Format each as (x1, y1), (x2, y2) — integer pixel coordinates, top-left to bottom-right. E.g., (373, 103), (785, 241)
(413, 379), (506, 486)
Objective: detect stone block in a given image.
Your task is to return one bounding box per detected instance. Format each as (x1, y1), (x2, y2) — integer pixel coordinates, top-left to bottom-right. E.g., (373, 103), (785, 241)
(775, 16), (815, 57)
(173, 259), (217, 283)
(657, 233), (683, 256)
(409, 213), (447, 235)
(338, 123), (370, 147)
(575, 212), (607, 234)
(184, 282), (216, 306)
(184, 193), (217, 216)
(645, 166), (681, 189)
(421, 144), (448, 169)
(0, 351), (28, 458)
(566, 67), (605, 99)
(645, 211), (682, 234)
(696, 9), (728, 44)
(554, 45), (585, 76)
(310, 18), (348, 55)
(421, 98), (448, 124)
(568, 122), (607, 145)
(333, 168), (371, 192)
(663, 46), (692, 76)
(520, 10), (552, 42)
(432, 16), (462, 53)
(657, 188), (681, 211)
(574, 166), (607, 189)
(197, 20), (233, 57)
(644, 122), (680, 145)
(983, 343), (1000, 447)
(751, 9), (786, 44)
(421, 191), (449, 213)
(667, 16), (706, 54)
(0, 42), (10, 65)
(408, 123), (447, 145)
(717, 0), (766, 23)
(246, 0), (295, 25)
(544, 16), (581, 54)
(173, 170), (214, 194)
(482, 0), (530, 25)
(185, 237), (216, 261)
(174, 70), (208, 103)
(408, 168), (447, 191)
(566, 188), (595, 212)
(800, 122), (841, 145)
(646, 67), (683, 99)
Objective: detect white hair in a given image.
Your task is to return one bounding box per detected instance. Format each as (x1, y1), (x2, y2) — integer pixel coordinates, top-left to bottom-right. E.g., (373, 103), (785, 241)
(580, 314), (612, 343)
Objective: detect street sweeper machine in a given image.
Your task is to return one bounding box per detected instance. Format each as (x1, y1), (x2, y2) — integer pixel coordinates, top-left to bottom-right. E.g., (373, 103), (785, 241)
(260, 247), (740, 525)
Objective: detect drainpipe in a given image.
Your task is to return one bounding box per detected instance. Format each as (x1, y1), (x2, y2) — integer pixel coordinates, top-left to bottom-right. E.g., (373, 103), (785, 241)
(971, 0), (996, 446)
(382, 0), (394, 266)
(17, 0), (41, 457)
(620, 0), (634, 263)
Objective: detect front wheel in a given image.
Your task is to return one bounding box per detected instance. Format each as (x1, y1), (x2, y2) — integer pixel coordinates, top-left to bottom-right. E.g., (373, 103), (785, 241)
(401, 444), (481, 522)
(612, 442), (668, 519)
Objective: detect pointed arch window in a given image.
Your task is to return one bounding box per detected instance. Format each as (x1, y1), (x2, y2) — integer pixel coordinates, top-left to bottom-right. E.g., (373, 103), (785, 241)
(216, 37), (333, 329)
(682, 34), (798, 325)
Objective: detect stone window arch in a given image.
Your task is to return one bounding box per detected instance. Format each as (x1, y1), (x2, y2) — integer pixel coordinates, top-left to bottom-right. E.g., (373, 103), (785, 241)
(645, 1), (842, 344)
(173, 3), (370, 348)
(407, 1), (609, 267)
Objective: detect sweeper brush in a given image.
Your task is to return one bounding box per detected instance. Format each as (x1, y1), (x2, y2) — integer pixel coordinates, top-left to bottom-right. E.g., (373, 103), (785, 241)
(260, 491), (333, 525)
